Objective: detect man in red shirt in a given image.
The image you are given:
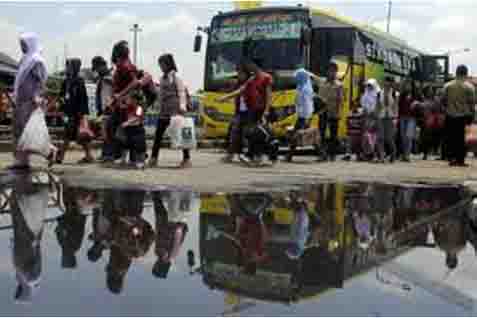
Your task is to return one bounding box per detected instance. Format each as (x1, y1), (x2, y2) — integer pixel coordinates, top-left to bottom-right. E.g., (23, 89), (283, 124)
(218, 58), (274, 165)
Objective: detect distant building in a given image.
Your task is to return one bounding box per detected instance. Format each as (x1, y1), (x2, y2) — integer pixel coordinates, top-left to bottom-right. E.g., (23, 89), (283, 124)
(0, 52), (18, 87)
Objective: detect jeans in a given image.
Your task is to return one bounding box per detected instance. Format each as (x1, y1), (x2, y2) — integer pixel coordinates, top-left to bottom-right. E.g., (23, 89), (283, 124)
(399, 118), (416, 158)
(228, 111), (250, 155)
(151, 117), (190, 161)
(319, 112), (339, 158)
(377, 118), (396, 160)
(125, 126), (147, 163)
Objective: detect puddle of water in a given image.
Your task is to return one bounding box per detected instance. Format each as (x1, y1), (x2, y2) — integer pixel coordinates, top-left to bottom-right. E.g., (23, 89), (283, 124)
(0, 171), (474, 316)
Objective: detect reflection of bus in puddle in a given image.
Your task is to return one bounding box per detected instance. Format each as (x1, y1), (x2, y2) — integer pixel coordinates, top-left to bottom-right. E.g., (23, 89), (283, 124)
(199, 192), (345, 303)
(198, 183), (468, 304)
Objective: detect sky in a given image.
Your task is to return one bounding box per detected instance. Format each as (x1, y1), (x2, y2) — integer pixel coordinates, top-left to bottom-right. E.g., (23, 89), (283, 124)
(0, 0), (476, 91)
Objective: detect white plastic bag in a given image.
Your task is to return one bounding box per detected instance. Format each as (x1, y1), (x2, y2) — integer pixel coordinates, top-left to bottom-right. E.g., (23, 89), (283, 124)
(17, 108), (51, 157)
(167, 115), (197, 149)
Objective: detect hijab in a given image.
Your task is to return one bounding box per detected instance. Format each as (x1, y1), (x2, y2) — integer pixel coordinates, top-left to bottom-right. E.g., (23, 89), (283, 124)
(295, 68), (314, 119)
(14, 33), (47, 99)
(361, 78), (381, 113)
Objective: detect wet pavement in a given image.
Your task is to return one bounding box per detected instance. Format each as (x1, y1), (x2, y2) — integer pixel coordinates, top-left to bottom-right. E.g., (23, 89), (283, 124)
(0, 170), (476, 316)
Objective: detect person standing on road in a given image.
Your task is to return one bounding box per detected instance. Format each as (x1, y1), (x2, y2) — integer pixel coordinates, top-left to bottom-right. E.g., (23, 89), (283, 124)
(398, 87), (418, 162)
(418, 86), (442, 161)
(109, 40), (140, 164)
(57, 58), (93, 165)
(286, 68), (314, 162)
(148, 54), (192, 169)
(376, 77), (398, 163)
(91, 56), (113, 162)
(360, 78), (380, 162)
(442, 65), (476, 167)
(314, 60), (344, 161)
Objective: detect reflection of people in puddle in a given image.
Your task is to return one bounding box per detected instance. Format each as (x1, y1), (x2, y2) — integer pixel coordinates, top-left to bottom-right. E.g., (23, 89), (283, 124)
(226, 194), (272, 275)
(10, 173), (48, 303)
(353, 212), (371, 243)
(152, 192), (189, 279)
(55, 186), (89, 269)
(432, 216), (467, 271)
(86, 189), (154, 294)
(311, 185), (340, 251)
(286, 192), (310, 260)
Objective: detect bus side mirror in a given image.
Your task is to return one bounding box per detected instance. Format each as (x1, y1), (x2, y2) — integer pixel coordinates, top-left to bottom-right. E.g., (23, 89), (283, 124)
(194, 34), (202, 53)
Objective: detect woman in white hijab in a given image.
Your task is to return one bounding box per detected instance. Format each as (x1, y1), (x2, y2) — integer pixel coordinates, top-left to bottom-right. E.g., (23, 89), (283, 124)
(360, 79), (381, 161)
(11, 33), (55, 170)
(360, 79), (381, 114)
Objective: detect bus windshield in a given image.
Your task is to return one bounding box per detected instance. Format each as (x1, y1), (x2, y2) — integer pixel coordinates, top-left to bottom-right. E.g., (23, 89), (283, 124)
(205, 10), (308, 91)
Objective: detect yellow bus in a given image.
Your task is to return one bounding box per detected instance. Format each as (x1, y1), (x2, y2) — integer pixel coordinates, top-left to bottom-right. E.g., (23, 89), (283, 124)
(193, 5), (448, 140)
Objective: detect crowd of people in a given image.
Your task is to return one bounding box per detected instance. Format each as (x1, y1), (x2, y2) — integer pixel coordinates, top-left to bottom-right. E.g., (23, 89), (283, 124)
(9, 33), (192, 171)
(5, 32), (477, 171)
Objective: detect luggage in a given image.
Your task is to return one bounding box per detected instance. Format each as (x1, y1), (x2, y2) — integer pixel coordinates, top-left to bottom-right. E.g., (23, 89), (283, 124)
(288, 127), (321, 148)
(247, 124), (279, 161)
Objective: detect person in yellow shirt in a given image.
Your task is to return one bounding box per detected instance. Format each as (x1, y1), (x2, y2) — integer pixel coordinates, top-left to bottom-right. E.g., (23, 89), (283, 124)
(443, 65), (476, 167)
(306, 61), (344, 161)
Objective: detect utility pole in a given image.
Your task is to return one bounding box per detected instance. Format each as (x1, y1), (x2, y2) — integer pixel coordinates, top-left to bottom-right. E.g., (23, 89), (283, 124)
(130, 23), (142, 66)
(63, 44), (68, 71)
(386, 0), (392, 33)
(55, 56), (59, 74)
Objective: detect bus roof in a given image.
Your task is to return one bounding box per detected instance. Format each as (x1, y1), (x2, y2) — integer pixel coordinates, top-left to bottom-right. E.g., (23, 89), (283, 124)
(212, 5), (424, 56)
(310, 7), (424, 56)
(213, 5), (307, 19)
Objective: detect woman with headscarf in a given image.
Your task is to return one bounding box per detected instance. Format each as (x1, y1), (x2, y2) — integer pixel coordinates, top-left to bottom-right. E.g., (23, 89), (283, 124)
(11, 33), (56, 169)
(295, 68), (314, 130)
(286, 68), (314, 162)
(359, 79), (381, 161)
(376, 77), (398, 163)
(57, 58), (93, 165)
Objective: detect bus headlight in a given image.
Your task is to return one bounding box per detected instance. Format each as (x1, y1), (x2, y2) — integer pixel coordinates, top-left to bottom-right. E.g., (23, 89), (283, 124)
(203, 107), (233, 123)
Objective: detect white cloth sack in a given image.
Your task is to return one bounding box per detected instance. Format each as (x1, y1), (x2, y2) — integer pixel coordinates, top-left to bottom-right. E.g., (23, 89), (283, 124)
(166, 115), (197, 150)
(17, 108), (51, 157)
(162, 191), (200, 223)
